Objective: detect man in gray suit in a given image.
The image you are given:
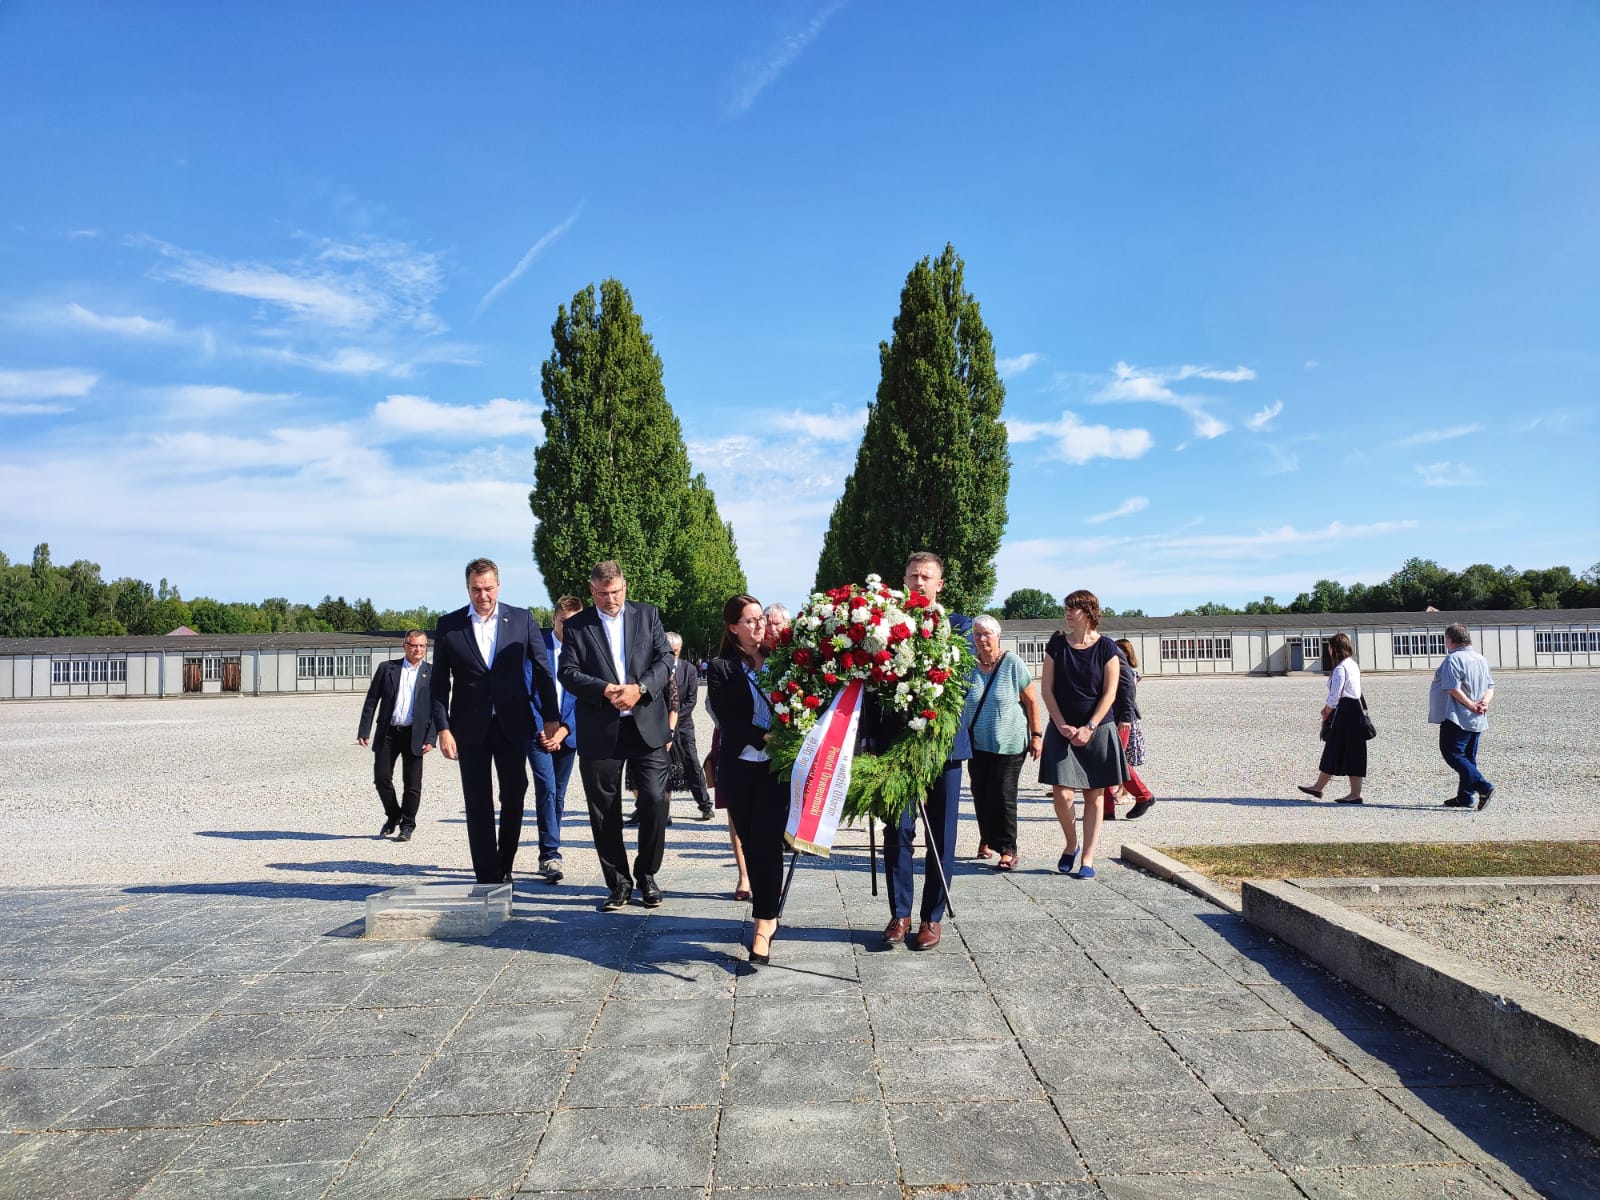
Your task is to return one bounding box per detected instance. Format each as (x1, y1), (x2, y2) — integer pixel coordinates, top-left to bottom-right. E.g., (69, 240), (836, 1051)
(357, 630), (442, 842)
(558, 560), (675, 910)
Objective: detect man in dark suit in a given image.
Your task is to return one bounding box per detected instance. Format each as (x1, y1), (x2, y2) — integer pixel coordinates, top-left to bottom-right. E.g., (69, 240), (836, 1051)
(558, 559), (674, 911)
(668, 631), (713, 820)
(434, 557), (562, 885)
(357, 629), (442, 842)
(526, 595), (583, 883)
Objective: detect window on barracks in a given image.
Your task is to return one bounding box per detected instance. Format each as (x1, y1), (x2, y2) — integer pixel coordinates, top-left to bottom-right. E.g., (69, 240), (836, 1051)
(298, 652), (371, 679)
(51, 658), (127, 684)
(1392, 633), (1447, 657)
(1160, 636), (1233, 661)
(1536, 630), (1600, 653)
(1299, 636), (1324, 659)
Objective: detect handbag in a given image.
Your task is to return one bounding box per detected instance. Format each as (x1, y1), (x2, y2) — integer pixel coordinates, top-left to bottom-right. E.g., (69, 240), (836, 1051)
(1360, 695), (1377, 740)
(702, 751), (717, 790)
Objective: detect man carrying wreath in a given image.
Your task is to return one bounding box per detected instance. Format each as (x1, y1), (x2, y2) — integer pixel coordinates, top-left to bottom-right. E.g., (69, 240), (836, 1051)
(866, 551), (976, 950)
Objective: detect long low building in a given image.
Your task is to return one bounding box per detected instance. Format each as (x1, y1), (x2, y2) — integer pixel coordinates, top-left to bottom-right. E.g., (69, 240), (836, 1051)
(996, 608), (1600, 677)
(0, 632), (408, 700)
(3, 608), (1598, 700)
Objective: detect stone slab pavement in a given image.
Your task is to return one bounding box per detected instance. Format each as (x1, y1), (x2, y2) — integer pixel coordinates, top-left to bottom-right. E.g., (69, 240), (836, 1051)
(3, 852), (1598, 1200)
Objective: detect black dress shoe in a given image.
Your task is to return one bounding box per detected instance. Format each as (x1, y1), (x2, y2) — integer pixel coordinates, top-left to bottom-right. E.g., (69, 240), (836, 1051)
(1476, 785), (1495, 811)
(1442, 796), (1474, 808)
(379, 820), (398, 837)
(395, 827), (413, 842)
(623, 812), (641, 826)
(1126, 798), (1155, 820)
(695, 807), (714, 821)
(639, 875), (663, 907)
(601, 884), (631, 912)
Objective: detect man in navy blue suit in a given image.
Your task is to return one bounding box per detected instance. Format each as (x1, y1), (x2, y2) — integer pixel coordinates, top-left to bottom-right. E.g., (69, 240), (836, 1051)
(875, 551), (976, 951)
(526, 595), (583, 883)
(434, 557), (562, 885)
(558, 560), (674, 911)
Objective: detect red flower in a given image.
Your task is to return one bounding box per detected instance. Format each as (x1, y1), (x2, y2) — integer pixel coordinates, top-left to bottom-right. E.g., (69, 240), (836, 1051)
(848, 623), (866, 641)
(803, 694), (821, 709)
(906, 591), (929, 608)
(838, 651), (854, 670)
(873, 650), (891, 663)
(779, 627), (794, 645)
(919, 627), (933, 639)
(920, 708), (938, 720)
(792, 648), (812, 666)
(779, 712), (792, 724)
(827, 586), (851, 603)
(823, 672), (838, 684)
(769, 691), (784, 705)
(926, 667), (948, 684)
(868, 610), (882, 625)
(786, 680), (801, 694)
(820, 643), (836, 660)
(890, 622), (912, 642)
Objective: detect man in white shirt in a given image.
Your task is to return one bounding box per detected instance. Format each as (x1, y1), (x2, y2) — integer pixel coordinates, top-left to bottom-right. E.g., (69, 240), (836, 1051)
(1430, 624), (1496, 809)
(357, 631), (440, 842)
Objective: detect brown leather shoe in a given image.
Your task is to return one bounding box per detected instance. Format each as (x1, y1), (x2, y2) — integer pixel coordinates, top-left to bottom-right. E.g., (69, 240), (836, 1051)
(883, 916), (911, 944)
(913, 921), (942, 950)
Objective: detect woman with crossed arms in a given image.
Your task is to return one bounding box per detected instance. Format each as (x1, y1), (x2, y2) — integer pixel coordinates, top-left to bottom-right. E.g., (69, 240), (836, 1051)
(1038, 589), (1127, 879)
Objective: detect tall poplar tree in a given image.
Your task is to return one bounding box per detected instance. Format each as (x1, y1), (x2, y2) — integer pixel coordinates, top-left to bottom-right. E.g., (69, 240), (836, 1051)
(531, 278), (744, 642)
(814, 244), (1009, 613)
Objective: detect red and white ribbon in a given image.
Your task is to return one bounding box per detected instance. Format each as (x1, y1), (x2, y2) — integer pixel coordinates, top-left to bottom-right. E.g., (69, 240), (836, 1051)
(785, 679), (865, 857)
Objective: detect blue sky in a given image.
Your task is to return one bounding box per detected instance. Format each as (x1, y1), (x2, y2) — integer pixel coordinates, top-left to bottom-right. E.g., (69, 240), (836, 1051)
(2, 2), (1596, 618)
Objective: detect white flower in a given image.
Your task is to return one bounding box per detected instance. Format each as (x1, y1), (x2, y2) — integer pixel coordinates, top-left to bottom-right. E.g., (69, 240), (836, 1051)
(831, 634), (852, 651)
(907, 716), (928, 732)
(895, 681), (911, 695)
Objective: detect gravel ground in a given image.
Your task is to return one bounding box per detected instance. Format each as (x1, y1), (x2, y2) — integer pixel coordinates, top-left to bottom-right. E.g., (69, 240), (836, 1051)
(1365, 891), (1600, 1016)
(1, 668), (1597, 892)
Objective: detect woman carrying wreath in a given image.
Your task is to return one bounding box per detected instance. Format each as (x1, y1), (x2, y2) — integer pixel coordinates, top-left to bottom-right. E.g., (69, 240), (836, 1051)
(706, 593), (787, 963)
(964, 615), (1043, 871)
(1039, 589), (1128, 879)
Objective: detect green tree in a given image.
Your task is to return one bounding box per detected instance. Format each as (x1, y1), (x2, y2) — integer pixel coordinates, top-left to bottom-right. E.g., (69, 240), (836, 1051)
(671, 475), (747, 652)
(813, 244), (1009, 613)
(1001, 588), (1057, 620)
(531, 278), (743, 638)
(1176, 601), (1241, 617)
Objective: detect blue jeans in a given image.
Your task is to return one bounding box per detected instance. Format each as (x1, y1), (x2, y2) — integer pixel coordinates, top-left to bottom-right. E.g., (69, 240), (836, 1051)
(1438, 722), (1491, 800)
(528, 744), (576, 862)
(884, 761), (963, 923)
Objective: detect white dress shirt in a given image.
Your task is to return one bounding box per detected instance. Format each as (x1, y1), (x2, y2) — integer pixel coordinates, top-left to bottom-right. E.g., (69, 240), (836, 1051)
(597, 607), (632, 716)
(550, 634), (565, 710)
(471, 605), (500, 667)
(1325, 659), (1362, 706)
(391, 659), (421, 726)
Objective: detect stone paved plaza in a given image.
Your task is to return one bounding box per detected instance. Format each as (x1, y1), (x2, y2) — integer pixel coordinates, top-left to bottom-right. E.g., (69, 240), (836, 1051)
(3, 854), (1599, 1200)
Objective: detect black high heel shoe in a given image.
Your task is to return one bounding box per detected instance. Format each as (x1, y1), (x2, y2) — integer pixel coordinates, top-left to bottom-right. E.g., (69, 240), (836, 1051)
(748, 922), (777, 964)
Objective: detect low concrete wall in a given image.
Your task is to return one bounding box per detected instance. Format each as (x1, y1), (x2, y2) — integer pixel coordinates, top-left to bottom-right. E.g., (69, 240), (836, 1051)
(1243, 878), (1600, 1141)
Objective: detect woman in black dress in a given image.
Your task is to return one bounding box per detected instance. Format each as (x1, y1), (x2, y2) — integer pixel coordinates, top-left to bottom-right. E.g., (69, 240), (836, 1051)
(706, 594), (787, 963)
(1038, 590), (1127, 879)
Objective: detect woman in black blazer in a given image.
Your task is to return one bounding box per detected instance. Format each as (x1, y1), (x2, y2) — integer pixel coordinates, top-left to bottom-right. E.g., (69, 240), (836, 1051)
(706, 593), (786, 963)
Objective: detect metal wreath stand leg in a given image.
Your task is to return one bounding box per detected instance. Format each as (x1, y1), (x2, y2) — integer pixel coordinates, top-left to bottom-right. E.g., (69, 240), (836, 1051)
(917, 798), (955, 920)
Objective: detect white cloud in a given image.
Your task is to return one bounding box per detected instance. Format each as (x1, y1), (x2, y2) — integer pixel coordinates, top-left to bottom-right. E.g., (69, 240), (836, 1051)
(996, 352), (1041, 377)
(160, 384), (297, 413)
(1085, 496), (1149, 524)
(1159, 519), (1417, 557)
(1098, 361), (1246, 439)
(726, 0), (848, 116)
(1304, 359), (1320, 370)
(1392, 424), (1482, 448)
(1008, 410), (1154, 464)
(771, 406), (868, 442)
(66, 303), (177, 338)
(0, 401), (71, 415)
(373, 393), (545, 439)
(0, 367), (99, 400)
(1245, 400), (1283, 431)
(1415, 461), (1482, 487)
(476, 203), (585, 318)
(1262, 444), (1300, 474)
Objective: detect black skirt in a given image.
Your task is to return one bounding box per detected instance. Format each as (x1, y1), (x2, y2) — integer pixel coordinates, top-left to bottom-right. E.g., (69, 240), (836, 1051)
(1319, 695), (1369, 778)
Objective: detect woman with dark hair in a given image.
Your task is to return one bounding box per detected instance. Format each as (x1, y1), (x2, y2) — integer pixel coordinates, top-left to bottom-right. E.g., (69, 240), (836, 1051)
(706, 594), (786, 963)
(1298, 632), (1366, 804)
(1103, 638), (1155, 821)
(1038, 590), (1127, 879)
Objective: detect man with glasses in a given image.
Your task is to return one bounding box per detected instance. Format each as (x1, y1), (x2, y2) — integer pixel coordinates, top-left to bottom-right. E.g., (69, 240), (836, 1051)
(357, 630), (443, 843)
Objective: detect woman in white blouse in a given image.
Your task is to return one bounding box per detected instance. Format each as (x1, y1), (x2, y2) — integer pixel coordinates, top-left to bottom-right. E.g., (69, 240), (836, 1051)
(1297, 633), (1367, 804)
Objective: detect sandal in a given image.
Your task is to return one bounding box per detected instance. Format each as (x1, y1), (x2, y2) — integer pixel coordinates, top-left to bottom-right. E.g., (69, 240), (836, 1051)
(974, 842), (992, 860)
(733, 887), (752, 902)
(996, 854), (1017, 871)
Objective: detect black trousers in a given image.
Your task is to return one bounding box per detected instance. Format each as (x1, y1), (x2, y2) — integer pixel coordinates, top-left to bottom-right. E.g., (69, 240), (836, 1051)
(456, 723), (529, 884)
(580, 719), (669, 891)
(722, 756), (788, 920)
(968, 749), (1024, 856)
(672, 720), (710, 806)
(373, 725), (423, 828)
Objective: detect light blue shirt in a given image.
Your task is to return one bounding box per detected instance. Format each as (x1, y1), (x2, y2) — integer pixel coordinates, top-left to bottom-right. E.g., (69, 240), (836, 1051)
(1429, 647), (1494, 731)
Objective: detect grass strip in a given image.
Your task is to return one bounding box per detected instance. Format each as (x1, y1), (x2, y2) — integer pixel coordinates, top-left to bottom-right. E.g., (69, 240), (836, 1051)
(1158, 840), (1600, 895)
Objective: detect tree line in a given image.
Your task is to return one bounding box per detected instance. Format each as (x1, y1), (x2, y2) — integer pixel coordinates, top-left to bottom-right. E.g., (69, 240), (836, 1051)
(995, 557), (1600, 622)
(0, 544), (444, 638)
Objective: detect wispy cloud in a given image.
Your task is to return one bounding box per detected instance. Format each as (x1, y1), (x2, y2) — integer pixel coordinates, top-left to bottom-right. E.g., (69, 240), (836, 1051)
(159, 384), (297, 414)
(1415, 461), (1482, 487)
(1098, 361), (1252, 439)
(66, 303), (177, 339)
(1161, 519), (1417, 556)
(1262, 444), (1300, 474)
(726, 0), (848, 117)
(0, 366), (99, 401)
(373, 393), (545, 439)
(771, 406), (868, 442)
(1245, 399), (1283, 431)
(475, 202), (586, 318)
(1085, 496), (1149, 524)
(1304, 359), (1321, 370)
(1392, 424), (1482, 448)
(996, 352), (1041, 377)
(1007, 410), (1154, 464)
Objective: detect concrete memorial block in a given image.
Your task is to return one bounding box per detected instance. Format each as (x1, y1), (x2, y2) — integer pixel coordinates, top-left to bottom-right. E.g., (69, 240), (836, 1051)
(362, 882), (512, 940)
